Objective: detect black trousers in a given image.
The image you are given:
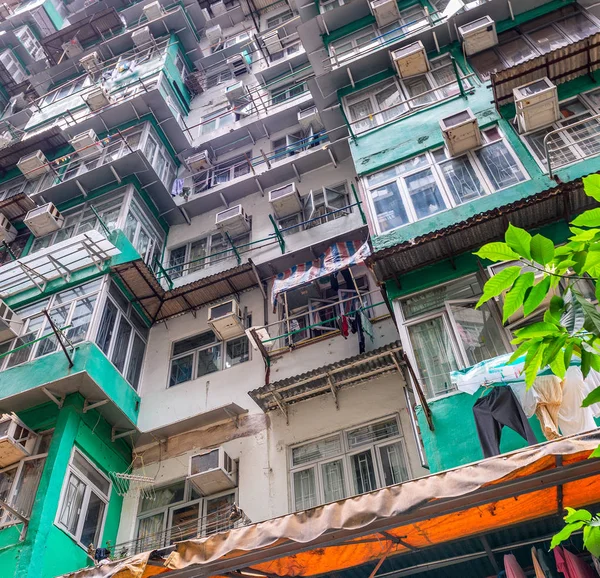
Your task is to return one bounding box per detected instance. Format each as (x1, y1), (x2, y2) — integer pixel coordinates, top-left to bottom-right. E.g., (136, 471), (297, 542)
(472, 386), (537, 458)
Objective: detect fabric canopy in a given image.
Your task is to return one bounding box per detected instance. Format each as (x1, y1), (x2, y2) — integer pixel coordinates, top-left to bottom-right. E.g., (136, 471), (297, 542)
(58, 431), (600, 578)
(271, 240), (371, 306)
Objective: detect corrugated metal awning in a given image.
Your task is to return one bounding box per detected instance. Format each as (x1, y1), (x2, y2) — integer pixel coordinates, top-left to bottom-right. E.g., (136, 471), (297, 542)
(112, 260), (259, 323)
(0, 126), (67, 169)
(0, 192), (36, 221)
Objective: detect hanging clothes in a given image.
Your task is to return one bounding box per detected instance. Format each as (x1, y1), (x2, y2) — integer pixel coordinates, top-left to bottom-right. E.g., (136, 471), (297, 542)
(554, 546), (598, 578)
(536, 547), (560, 578)
(330, 272), (339, 292)
(583, 368), (600, 418)
(531, 375), (563, 440)
(505, 554), (527, 578)
(558, 366), (597, 436)
(510, 382), (537, 418)
(472, 386), (538, 458)
(339, 315), (349, 338)
(592, 557), (600, 575)
(340, 268), (353, 288)
(349, 313), (365, 354)
(171, 178), (184, 197)
(534, 547), (548, 578)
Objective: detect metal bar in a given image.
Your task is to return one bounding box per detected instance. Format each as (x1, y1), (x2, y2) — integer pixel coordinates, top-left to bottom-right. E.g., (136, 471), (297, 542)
(351, 184), (367, 225)
(268, 214), (286, 254)
(0, 498), (29, 539)
(250, 327), (271, 365)
(248, 259), (266, 300)
(368, 553), (389, 578)
(0, 325), (72, 360)
(451, 56), (466, 98)
(88, 205), (112, 237)
(43, 310), (74, 368)
(402, 353), (433, 431)
(480, 536), (499, 574)
(225, 232), (242, 266)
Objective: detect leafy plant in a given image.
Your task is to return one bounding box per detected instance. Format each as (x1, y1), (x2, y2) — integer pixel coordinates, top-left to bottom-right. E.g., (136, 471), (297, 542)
(551, 507), (600, 556)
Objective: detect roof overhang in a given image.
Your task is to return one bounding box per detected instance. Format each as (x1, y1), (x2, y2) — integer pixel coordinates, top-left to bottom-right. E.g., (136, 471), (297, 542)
(0, 126), (67, 170)
(56, 430), (600, 578)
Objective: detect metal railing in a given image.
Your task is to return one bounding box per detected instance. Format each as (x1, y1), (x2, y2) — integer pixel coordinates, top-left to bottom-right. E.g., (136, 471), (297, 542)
(543, 111), (600, 178)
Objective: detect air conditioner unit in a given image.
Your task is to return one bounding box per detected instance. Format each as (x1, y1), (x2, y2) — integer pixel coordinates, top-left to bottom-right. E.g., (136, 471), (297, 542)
(215, 204), (250, 237)
(369, 0), (401, 28)
(440, 108), (481, 157)
(206, 24), (223, 45)
(227, 53), (250, 76)
(187, 448), (237, 496)
(187, 150), (212, 172)
(0, 214), (16, 244)
(513, 77), (560, 134)
(69, 128), (103, 157)
(208, 298), (245, 340)
(8, 92), (28, 113)
(262, 29), (283, 54)
(390, 41), (429, 78)
(268, 183), (302, 218)
(0, 301), (23, 342)
(226, 80), (245, 102)
(17, 150), (50, 180)
(201, 7), (211, 20)
(0, 3), (13, 18)
(246, 326), (273, 351)
(143, 0), (163, 20)
(132, 26), (153, 48)
(24, 203), (65, 237)
(0, 415), (38, 468)
(211, 1), (227, 15)
(80, 51), (102, 73)
(298, 106), (323, 130)
(84, 85), (111, 111)
(62, 38), (84, 59)
(458, 15), (498, 56)
(0, 131), (11, 149)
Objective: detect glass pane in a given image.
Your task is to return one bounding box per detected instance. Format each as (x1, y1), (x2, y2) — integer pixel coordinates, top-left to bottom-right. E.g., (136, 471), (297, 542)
(0, 467), (17, 518)
(292, 436), (342, 466)
(526, 128), (577, 168)
(225, 336), (249, 368)
(563, 114), (600, 157)
(205, 493), (235, 535)
(350, 450), (377, 494)
(140, 481), (185, 512)
(111, 317), (132, 373)
(469, 49), (504, 80)
(448, 302), (508, 364)
(431, 63), (459, 98)
(375, 84), (405, 123)
(37, 306), (68, 357)
(169, 246), (187, 279)
(347, 419), (399, 448)
(559, 14), (598, 41)
(403, 75), (435, 107)
(126, 334), (145, 390)
(321, 460), (346, 502)
(72, 452), (110, 495)
(370, 181), (409, 232)
(96, 300), (118, 355)
(170, 354), (194, 386)
(348, 98), (375, 133)
(58, 473), (85, 535)
(408, 316), (459, 397)
(475, 141), (526, 190)
(136, 513), (164, 553)
(498, 38), (537, 66)
(379, 442), (409, 485)
(68, 296), (97, 344)
(173, 331), (217, 356)
(439, 156), (486, 204)
(197, 345), (222, 377)
(293, 469), (317, 510)
(80, 491), (105, 547)
(189, 238), (208, 273)
(170, 502), (200, 543)
(528, 26), (569, 52)
(404, 168), (446, 219)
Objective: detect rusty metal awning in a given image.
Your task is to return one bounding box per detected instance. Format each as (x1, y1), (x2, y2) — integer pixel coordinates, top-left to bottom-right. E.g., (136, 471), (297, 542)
(0, 126), (67, 170)
(112, 260), (258, 323)
(249, 341), (405, 416)
(0, 192), (36, 221)
(491, 31), (600, 106)
(42, 8), (124, 65)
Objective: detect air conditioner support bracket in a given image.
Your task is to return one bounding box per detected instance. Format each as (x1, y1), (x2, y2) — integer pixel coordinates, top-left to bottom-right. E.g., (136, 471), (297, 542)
(223, 407), (240, 428)
(83, 399), (109, 413)
(111, 427), (136, 442)
(42, 387), (64, 409)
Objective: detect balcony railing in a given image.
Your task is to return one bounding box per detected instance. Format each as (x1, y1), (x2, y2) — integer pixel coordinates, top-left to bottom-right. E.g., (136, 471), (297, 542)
(544, 111), (600, 178)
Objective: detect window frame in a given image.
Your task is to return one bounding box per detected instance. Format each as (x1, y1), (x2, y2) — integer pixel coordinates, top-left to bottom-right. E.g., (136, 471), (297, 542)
(265, 9), (294, 29)
(55, 448), (110, 550)
(270, 81), (308, 105)
(205, 69), (234, 89)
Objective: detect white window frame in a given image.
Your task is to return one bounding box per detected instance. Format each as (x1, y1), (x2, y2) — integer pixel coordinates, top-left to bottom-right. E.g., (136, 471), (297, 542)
(265, 9), (294, 29)
(0, 50), (27, 83)
(200, 108), (236, 136)
(205, 69), (233, 89)
(270, 81), (308, 105)
(319, 0), (345, 12)
(15, 26), (45, 62)
(364, 126), (528, 235)
(330, 26), (379, 63)
(55, 449), (110, 549)
(288, 415), (410, 511)
(269, 40), (303, 62)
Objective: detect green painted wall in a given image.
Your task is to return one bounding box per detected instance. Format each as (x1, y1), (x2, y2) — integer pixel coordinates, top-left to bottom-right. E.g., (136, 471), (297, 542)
(0, 395), (131, 578)
(42, 0), (63, 31)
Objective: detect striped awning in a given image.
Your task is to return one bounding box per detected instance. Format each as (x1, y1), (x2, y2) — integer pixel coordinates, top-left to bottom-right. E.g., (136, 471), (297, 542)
(271, 240), (370, 306)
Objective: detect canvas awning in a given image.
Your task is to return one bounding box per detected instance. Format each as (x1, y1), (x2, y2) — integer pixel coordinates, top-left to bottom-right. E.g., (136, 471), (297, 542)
(57, 430), (600, 578)
(271, 240), (370, 306)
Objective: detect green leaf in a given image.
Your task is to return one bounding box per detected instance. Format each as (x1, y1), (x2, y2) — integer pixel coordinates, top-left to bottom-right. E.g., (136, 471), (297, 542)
(561, 291), (586, 335)
(589, 445), (600, 458)
(514, 322), (560, 339)
(583, 385), (600, 408)
(543, 335), (567, 368)
(505, 224), (532, 260)
(523, 276), (551, 316)
(596, 281), (600, 304)
(530, 234), (555, 265)
(476, 266), (521, 308)
(525, 342), (546, 387)
(564, 507), (593, 523)
(583, 250), (600, 275)
(583, 174), (600, 202)
(474, 242), (520, 263)
(574, 291), (600, 336)
(572, 208), (600, 228)
(550, 521), (587, 549)
(508, 340), (536, 364)
(582, 348), (592, 378)
(570, 226), (598, 242)
(503, 272), (535, 323)
(564, 342), (574, 370)
(549, 347), (567, 379)
(584, 525), (600, 557)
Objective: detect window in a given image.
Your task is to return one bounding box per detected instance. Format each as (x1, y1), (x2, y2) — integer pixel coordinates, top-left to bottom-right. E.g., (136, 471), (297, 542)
(96, 282), (148, 390)
(0, 280), (102, 370)
(56, 450), (110, 548)
(169, 330), (249, 387)
(343, 56), (469, 133)
(398, 275), (510, 398)
(141, 127), (177, 188)
(0, 50), (27, 83)
(210, 154), (252, 186)
(330, 27), (378, 63)
(15, 26), (45, 62)
(270, 81), (307, 105)
(41, 76), (90, 107)
(272, 130), (312, 158)
(168, 231), (249, 279)
(123, 197), (165, 269)
(290, 416), (409, 510)
(270, 41), (302, 62)
(379, 5), (427, 42)
(523, 93), (600, 171)
(213, 32), (251, 52)
(0, 431), (51, 528)
(266, 9), (294, 29)
(206, 69), (233, 89)
(319, 0), (345, 12)
(365, 127), (527, 234)
(131, 480), (236, 556)
(200, 108), (236, 135)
